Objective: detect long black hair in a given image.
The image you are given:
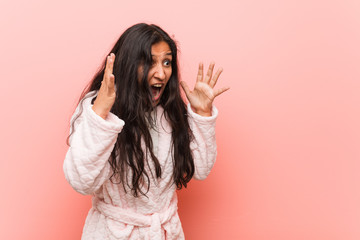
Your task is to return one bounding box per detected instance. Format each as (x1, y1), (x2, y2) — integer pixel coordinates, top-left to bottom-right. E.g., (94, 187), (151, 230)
(69, 23), (194, 197)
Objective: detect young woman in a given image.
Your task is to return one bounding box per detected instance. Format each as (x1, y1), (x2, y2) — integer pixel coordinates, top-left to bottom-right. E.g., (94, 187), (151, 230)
(63, 23), (229, 240)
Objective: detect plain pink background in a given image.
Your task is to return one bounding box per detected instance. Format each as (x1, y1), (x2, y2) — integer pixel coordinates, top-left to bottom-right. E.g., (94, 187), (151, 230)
(1, 0), (359, 239)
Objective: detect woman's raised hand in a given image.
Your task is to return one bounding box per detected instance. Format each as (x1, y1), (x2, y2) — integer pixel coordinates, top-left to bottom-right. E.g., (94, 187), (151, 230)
(180, 62), (230, 117)
(92, 53), (116, 119)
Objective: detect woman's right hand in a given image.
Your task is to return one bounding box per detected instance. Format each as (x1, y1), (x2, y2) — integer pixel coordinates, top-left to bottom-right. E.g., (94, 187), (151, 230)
(92, 53), (116, 119)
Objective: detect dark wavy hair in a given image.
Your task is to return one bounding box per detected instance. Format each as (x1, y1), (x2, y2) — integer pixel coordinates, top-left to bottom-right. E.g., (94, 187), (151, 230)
(68, 23), (194, 197)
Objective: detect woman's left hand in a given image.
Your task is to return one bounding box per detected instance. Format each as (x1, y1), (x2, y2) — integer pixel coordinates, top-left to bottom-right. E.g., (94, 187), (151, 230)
(180, 62), (230, 116)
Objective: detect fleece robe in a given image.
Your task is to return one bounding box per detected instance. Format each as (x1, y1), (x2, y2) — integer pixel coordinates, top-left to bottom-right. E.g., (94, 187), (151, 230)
(63, 92), (218, 240)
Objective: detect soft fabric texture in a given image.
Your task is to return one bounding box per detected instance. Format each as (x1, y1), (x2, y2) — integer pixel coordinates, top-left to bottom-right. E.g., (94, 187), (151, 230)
(63, 91), (218, 240)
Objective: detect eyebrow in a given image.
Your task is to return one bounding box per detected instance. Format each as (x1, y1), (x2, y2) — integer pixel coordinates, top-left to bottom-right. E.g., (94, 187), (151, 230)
(151, 52), (172, 57)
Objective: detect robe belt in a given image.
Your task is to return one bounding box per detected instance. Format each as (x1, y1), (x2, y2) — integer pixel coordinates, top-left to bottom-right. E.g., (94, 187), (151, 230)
(92, 197), (177, 239)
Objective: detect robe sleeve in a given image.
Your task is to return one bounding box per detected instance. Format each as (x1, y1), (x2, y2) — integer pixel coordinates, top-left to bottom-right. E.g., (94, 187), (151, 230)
(187, 103), (218, 180)
(63, 93), (125, 195)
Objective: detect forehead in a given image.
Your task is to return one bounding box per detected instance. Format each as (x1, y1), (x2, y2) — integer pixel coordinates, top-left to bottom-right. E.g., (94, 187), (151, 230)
(151, 41), (172, 57)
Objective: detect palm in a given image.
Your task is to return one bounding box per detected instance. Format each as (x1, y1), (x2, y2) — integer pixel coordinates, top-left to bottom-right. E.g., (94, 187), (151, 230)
(92, 53), (116, 119)
(181, 62), (229, 116)
(187, 81), (215, 113)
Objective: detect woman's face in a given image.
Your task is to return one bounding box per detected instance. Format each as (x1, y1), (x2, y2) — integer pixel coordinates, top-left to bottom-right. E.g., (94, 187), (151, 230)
(141, 41), (173, 106)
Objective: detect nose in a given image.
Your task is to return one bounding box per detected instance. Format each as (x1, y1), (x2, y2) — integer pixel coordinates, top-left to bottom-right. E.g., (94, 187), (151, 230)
(153, 63), (165, 81)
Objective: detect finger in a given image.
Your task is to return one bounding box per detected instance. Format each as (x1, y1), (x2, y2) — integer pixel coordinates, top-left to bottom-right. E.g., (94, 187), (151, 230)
(108, 53), (115, 73)
(204, 62), (215, 84)
(180, 81), (191, 99)
(104, 53), (115, 83)
(104, 54), (111, 72)
(196, 62), (204, 82)
(103, 55), (111, 84)
(214, 86), (230, 97)
(209, 67), (223, 88)
(108, 74), (115, 91)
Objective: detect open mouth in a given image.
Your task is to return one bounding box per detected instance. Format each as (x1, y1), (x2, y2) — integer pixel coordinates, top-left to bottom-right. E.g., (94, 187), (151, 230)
(150, 83), (163, 101)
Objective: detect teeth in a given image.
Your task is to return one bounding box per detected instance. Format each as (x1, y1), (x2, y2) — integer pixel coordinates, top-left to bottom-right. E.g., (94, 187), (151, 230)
(152, 84), (163, 87)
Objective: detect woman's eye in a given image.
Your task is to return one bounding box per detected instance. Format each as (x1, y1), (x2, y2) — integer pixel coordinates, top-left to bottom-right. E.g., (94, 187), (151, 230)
(163, 59), (171, 66)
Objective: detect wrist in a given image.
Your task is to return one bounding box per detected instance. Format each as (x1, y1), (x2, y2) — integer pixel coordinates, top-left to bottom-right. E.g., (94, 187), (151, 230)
(92, 105), (109, 120)
(191, 106), (212, 117)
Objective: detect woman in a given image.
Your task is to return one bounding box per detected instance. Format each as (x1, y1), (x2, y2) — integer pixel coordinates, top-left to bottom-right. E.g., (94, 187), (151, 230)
(64, 23), (229, 240)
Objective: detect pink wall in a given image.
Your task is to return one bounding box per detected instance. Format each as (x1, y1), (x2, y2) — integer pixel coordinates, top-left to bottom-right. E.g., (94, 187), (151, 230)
(1, 0), (359, 239)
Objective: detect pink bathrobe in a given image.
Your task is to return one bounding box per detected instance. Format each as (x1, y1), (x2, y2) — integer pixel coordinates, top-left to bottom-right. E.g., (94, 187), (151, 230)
(63, 92), (218, 240)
